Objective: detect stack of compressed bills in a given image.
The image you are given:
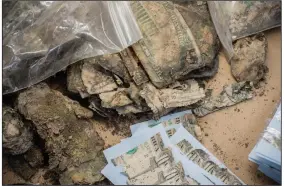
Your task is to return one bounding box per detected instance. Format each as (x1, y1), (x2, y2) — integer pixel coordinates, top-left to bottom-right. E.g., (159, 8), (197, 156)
(101, 110), (245, 185)
(249, 104), (281, 184)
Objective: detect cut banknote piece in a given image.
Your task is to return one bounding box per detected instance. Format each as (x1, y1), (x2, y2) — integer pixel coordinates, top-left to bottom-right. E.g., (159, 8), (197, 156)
(104, 127), (170, 177)
(126, 160), (191, 185)
(102, 125), (176, 185)
(102, 124), (225, 185)
(193, 81), (253, 117)
(170, 126), (245, 185)
(130, 110), (202, 140)
(103, 125), (172, 179)
(170, 145), (224, 185)
(139, 80), (205, 118)
(131, 125), (228, 185)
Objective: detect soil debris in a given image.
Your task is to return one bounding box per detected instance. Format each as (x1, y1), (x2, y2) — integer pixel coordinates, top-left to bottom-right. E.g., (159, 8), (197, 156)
(30, 169), (60, 185)
(8, 155), (37, 181)
(16, 83), (106, 184)
(3, 106), (33, 155)
(59, 152), (106, 185)
(231, 33), (268, 83)
(23, 145), (44, 168)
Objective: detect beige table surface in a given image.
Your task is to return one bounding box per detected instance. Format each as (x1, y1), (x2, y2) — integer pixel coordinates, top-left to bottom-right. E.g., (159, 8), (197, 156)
(197, 27), (281, 185)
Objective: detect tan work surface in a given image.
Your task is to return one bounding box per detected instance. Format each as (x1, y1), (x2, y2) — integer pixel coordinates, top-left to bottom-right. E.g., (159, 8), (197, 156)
(198, 28), (281, 185)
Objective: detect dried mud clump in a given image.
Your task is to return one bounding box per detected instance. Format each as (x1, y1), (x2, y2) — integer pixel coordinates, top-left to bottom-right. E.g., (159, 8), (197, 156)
(3, 106), (33, 155)
(7, 145), (45, 181)
(17, 83), (106, 185)
(140, 80), (205, 118)
(231, 33), (268, 83)
(8, 155), (37, 181)
(23, 145), (44, 168)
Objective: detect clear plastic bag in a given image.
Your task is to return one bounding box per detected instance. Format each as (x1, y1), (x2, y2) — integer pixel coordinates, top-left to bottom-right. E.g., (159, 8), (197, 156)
(3, 1), (142, 94)
(208, 1), (281, 60)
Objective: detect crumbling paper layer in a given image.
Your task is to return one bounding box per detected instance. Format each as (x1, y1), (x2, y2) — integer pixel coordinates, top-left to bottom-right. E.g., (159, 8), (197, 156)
(193, 81), (253, 117)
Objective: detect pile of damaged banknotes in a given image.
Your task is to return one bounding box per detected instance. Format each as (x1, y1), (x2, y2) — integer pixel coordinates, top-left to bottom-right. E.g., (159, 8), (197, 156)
(249, 104), (281, 184)
(102, 110), (245, 185)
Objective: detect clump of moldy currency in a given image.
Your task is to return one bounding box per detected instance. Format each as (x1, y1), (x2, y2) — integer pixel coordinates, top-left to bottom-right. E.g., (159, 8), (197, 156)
(130, 1), (220, 88)
(67, 55), (206, 119)
(3, 106), (33, 155)
(231, 33), (268, 83)
(16, 83), (106, 185)
(140, 80), (205, 119)
(23, 145), (45, 168)
(174, 1), (221, 79)
(66, 1), (219, 119)
(228, 1), (281, 40)
(193, 81), (254, 117)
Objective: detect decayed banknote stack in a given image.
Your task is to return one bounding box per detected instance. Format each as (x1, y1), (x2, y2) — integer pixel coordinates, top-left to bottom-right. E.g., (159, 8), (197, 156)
(101, 110), (245, 185)
(66, 1), (220, 119)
